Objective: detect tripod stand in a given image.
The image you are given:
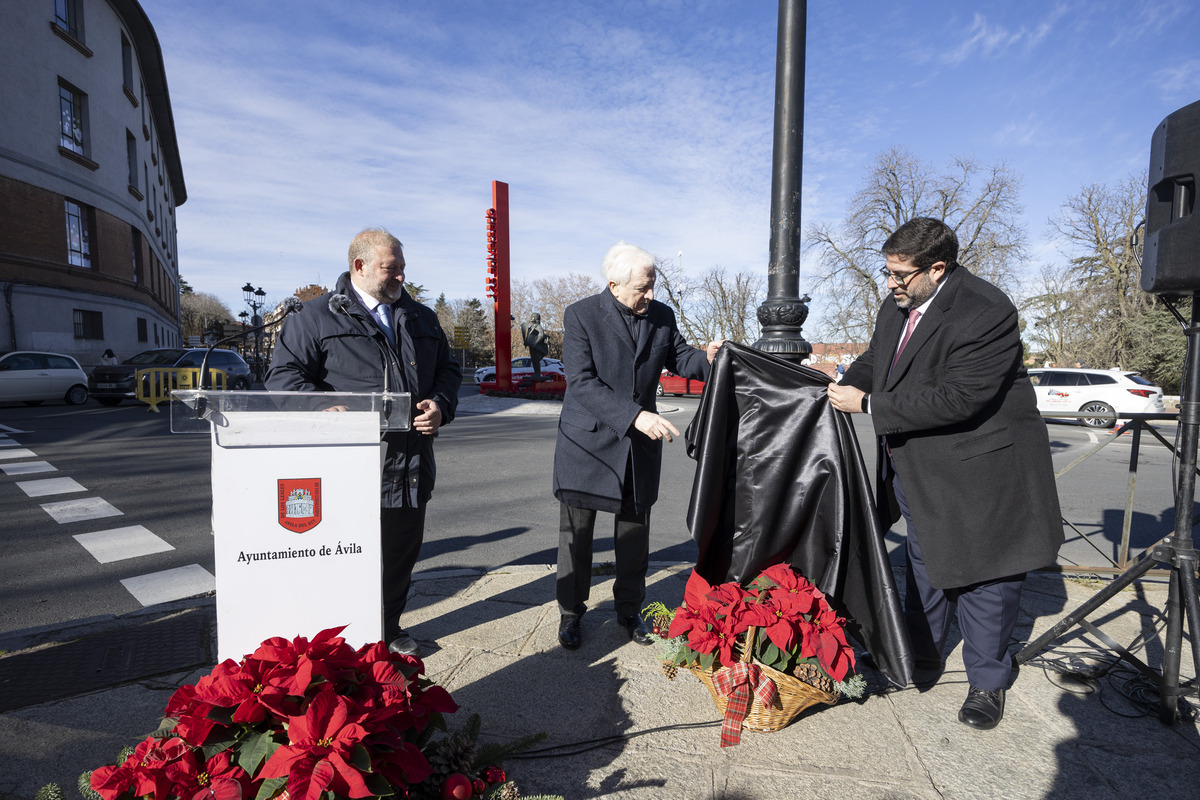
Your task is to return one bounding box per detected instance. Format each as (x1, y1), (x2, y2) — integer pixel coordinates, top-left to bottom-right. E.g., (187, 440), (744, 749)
(1016, 293), (1200, 724)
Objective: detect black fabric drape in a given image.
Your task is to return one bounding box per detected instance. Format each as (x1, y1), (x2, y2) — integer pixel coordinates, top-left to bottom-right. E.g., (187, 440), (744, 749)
(684, 342), (913, 687)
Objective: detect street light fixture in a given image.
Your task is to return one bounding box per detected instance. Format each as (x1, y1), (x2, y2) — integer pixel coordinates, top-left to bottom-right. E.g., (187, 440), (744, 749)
(242, 283), (267, 382)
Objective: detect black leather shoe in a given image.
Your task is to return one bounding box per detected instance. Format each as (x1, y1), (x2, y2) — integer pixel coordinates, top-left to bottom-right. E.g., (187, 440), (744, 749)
(911, 658), (944, 688)
(387, 634), (421, 658)
(958, 686), (1005, 730)
(558, 616), (581, 650)
(620, 615), (653, 645)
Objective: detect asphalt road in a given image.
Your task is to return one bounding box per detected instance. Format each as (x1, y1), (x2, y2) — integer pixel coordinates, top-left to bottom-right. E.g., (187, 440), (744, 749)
(0, 387), (1188, 637)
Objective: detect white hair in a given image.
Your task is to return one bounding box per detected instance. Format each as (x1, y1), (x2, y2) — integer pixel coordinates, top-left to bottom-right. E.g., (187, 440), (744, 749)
(601, 242), (655, 286)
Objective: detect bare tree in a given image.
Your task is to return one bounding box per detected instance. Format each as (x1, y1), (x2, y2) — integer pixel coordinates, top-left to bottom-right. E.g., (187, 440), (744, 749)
(806, 146), (1028, 343)
(1048, 175), (1186, 389)
(1023, 263), (1089, 365)
(654, 257), (762, 345)
(180, 292), (234, 339)
(1049, 176), (1149, 370)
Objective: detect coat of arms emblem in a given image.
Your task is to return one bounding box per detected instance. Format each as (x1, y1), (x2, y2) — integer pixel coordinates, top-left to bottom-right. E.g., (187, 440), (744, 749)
(278, 478), (322, 532)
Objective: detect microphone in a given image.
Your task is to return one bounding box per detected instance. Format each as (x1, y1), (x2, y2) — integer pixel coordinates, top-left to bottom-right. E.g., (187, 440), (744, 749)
(193, 296), (303, 418)
(329, 294), (395, 421)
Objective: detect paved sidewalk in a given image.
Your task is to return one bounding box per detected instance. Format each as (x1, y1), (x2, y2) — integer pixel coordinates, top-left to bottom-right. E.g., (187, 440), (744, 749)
(1, 564), (1197, 800)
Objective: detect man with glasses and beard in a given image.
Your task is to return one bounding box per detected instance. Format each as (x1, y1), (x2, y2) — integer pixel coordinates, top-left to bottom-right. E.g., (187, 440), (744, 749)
(827, 217), (1062, 730)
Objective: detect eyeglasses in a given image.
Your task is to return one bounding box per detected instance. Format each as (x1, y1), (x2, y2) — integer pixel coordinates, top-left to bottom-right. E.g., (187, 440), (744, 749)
(878, 264), (930, 287)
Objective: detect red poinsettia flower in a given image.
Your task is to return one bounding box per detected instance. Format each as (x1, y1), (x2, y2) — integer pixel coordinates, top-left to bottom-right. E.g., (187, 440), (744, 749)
(258, 687), (372, 800)
(188, 751), (250, 800)
(681, 569), (715, 611)
(804, 605), (856, 682)
(666, 602), (701, 639)
(686, 605), (744, 668)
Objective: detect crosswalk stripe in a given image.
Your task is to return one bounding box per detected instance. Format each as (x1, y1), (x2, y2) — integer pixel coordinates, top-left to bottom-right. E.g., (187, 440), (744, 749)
(0, 448), (37, 460)
(17, 477), (86, 497)
(73, 525), (175, 564)
(120, 564), (215, 606)
(40, 497), (123, 524)
(0, 461), (56, 476)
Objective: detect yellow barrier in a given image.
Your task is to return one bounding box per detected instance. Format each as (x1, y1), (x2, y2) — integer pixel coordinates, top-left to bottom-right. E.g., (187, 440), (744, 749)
(136, 367), (228, 412)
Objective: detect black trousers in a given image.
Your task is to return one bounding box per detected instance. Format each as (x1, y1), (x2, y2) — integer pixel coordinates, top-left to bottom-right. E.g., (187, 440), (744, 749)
(380, 505), (426, 642)
(557, 501), (651, 620)
(891, 469), (1024, 692)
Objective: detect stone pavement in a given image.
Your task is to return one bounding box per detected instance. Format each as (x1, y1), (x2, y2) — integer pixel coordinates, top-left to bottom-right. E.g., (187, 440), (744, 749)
(1, 563), (1197, 800)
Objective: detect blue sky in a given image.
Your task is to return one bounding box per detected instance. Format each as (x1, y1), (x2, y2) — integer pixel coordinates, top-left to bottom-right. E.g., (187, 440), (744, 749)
(140, 0), (1200, 336)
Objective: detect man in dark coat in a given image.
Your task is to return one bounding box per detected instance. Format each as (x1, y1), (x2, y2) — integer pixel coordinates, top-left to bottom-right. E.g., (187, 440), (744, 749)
(552, 242), (718, 649)
(267, 227), (461, 658)
(828, 217), (1063, 730)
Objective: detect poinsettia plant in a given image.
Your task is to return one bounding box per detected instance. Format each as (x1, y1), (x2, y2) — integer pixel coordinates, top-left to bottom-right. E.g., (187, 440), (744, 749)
(645, 564), (866, 696)
(84, 627), (525, 800)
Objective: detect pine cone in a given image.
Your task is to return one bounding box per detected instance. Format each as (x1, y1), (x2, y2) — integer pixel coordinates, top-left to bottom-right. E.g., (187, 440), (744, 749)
(660, 661), (678, 681)
(494, 781), (520, 800)
(794, 662), (834, 694)
(440, 730), (478, 777)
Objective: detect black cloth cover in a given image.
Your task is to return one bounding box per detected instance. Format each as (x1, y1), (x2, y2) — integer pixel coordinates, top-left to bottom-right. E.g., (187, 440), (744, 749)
(684, 342), (913, 687)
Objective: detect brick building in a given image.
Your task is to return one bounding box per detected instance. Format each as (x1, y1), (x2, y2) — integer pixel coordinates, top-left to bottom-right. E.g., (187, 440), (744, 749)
(0, 0), (186, 369)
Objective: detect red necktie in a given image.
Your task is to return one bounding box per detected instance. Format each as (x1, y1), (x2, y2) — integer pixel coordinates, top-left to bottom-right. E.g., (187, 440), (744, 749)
(890, 309), (921, 373)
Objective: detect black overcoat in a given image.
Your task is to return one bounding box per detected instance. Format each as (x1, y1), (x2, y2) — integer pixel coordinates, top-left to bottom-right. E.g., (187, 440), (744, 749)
(552, 292), (709, 514)
(841, 267), (1063, 588)
(266, 273), (461, 508)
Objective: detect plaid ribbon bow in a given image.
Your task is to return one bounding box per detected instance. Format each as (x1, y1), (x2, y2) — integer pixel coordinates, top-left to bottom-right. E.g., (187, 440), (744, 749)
(710, 662), (777, 747)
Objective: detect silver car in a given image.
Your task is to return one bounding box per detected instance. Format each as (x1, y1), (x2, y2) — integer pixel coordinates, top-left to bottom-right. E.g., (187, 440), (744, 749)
(0, 351), (89, 406)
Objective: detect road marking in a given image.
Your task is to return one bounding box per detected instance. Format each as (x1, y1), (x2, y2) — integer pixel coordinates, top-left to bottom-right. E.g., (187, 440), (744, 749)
(0, 461), (56, 475)
(120, 564), (215, 606)
(0, 438), (19, 446)
(40, 497), (123, 523)
(0, 424), (29, 434)
(17, 477), (86, 497)
(73, 525), (175, 564)
(0, 448), (37, 460)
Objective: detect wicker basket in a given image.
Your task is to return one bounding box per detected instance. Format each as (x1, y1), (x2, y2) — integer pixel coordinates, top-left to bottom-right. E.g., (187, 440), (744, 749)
(689, 625), (837, 733)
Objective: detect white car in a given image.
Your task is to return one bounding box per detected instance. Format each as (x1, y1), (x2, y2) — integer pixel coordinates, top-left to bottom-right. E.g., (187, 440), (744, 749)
(1027, 367), (1165, 428)
(474, 357), (565, 384)
(0, 350), (89, 406)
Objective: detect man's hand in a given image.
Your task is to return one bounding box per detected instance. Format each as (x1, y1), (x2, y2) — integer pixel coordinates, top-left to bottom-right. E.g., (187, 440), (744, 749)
(634, 410), (681, 442)
(705, 339), (726, 363)
(413, 399), (443, 435)
(827, 381), (866, 414)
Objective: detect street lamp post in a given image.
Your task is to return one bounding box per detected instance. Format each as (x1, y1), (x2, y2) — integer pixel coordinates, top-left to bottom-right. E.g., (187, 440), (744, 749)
(752, 0), (812, 362)
(242, 283), (267, 382)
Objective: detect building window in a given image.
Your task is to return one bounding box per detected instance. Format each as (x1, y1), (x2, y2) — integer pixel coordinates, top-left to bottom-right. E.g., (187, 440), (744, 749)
(126, 131), (139, 191)
(64, 199), (93, 268)
(73, 309), (104, 339)
(54, 0), (80, 37)
(58, 80), (87, 155)
(137, 317), (148, 342)
(132, 227), (143, 283)
(121, 32), (134, 89)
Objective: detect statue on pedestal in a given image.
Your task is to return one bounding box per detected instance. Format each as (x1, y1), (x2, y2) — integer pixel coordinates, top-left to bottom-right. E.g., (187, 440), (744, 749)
(521, 313), (549, 377)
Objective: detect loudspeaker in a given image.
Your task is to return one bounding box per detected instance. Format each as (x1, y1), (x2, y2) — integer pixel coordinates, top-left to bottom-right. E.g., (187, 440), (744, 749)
(1142, 98), (1200, 294)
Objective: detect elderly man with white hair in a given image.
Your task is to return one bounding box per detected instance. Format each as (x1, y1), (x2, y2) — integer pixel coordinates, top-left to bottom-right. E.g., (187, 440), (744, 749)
(552, 242), (720, 650)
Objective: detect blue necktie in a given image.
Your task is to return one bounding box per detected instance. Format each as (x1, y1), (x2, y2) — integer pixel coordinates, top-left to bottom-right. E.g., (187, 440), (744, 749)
(377, 304), (396, 347)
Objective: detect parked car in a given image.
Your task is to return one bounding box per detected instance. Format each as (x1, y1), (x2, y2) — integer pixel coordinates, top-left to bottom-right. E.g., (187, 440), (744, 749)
(0, 351), (89, 406)
(657, 370), (705, 396)
(89, 347), (252, 405)
(474, 357), (565, 384)
(1027, 367), (1165, 428)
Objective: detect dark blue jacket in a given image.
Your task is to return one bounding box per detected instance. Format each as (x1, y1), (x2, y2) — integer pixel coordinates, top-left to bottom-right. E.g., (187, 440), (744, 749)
(266, 272), (461, 508)
(553, 291), (709, 514)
